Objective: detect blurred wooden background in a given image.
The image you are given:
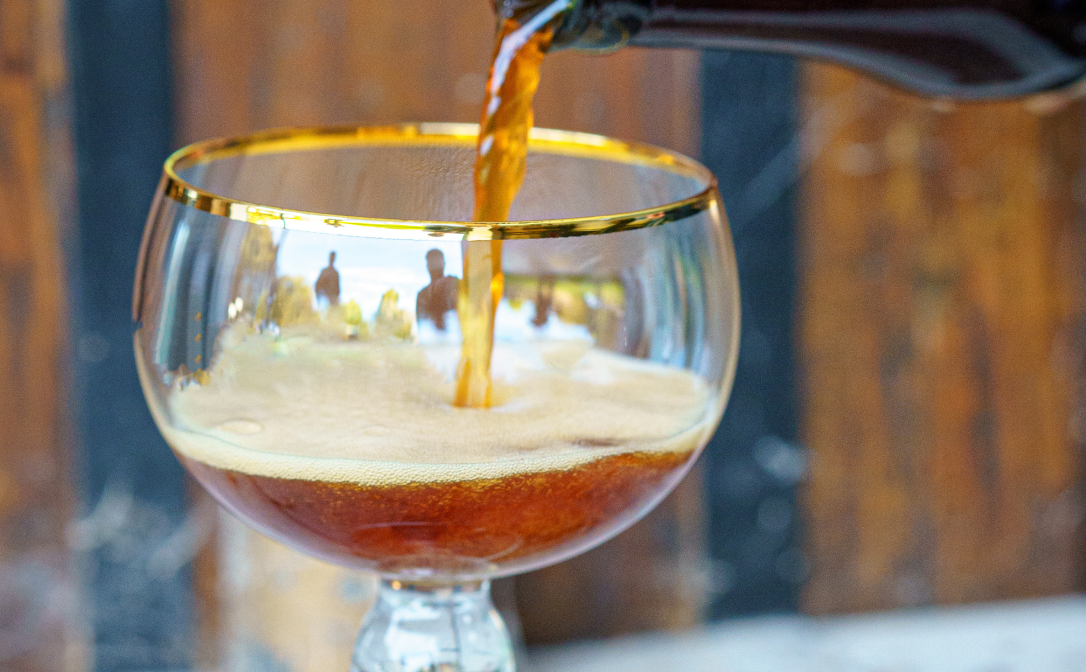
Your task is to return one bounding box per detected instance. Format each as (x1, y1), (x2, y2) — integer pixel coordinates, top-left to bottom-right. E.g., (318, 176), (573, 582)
(0, 0), (82, 670)
(3, 0), (1086, 669)
(799, 65), (1086, 613)
(173, 0), (700, 155)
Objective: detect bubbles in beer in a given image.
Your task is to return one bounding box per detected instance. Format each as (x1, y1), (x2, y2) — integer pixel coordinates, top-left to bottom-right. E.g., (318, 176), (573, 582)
(163, 326), (715, 575)
(165, 325), (713, 486)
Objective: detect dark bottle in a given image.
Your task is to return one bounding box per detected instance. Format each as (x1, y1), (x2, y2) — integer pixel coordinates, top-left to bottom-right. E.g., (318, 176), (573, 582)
(542, 0), (1086, 98)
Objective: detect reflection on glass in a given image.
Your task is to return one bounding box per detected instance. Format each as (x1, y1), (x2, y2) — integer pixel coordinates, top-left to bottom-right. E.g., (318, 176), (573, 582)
(134, 124), (740, 672)
(529, 274), (555, 328)
(315, 251), (341, 307)
(416, 249), (460, 332)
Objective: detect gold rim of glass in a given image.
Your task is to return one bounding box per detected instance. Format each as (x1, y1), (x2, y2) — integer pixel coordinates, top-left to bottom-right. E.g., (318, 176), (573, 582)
(162, 122), (719, 241)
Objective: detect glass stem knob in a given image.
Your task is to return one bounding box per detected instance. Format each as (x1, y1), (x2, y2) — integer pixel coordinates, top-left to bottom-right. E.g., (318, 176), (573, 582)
(352, 579), (515, 672)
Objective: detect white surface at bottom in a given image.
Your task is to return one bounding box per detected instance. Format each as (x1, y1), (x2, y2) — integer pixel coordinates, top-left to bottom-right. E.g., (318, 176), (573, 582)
(525, 596), (1086, 672)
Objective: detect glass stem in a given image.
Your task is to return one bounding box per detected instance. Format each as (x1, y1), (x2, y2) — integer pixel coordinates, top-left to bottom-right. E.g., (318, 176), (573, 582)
(352, 579), (515, 672)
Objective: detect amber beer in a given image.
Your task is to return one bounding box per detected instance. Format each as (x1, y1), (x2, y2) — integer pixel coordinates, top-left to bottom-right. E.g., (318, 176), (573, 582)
(181, 449), (694, 575)
(456, 0), (568, 408)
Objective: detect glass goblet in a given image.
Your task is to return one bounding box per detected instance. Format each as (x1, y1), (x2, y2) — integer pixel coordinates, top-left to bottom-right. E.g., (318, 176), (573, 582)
(133, 123), (740, 672)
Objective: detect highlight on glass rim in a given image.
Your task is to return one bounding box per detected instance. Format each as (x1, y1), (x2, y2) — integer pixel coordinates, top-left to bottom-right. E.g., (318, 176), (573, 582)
(7, 0), (1086, 670)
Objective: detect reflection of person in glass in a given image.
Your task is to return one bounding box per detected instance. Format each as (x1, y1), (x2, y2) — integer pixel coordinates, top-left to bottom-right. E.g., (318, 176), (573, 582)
(532, 275), (556, 328)
(315, 251), (341, 307)
(416, 249), (459, 331)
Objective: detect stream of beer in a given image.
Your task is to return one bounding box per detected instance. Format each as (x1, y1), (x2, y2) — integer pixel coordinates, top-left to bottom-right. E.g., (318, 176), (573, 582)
(454, 0), (570, 408)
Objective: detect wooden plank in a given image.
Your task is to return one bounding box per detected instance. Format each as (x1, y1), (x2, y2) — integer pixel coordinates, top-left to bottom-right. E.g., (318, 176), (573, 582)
(174, 0), (698, 152)
(173, 0), (703, 652)
(798, 64), (1086, 613)
(172, 0), (497, 143)
(699, 51), (802, 618)
(212, 514), (375, 672)
(0, 0), (82, 669)
(514, 465), (708, 644)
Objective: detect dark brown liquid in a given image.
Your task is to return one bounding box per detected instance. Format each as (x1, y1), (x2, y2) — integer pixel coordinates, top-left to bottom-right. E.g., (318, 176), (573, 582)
(183, 449), (693, 575)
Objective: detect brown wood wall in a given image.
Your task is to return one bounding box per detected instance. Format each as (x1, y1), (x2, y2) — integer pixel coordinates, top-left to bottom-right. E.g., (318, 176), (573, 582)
(174, 0), (699, 155)
(4, 0), (1084, 663)
(0, 0), (82, 669)
(799, 64), (1086, 613)
(172, 0), (704, 654)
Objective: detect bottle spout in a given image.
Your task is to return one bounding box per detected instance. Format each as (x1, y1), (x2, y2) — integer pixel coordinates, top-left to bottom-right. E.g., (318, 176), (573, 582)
(548, 0), (646, 52)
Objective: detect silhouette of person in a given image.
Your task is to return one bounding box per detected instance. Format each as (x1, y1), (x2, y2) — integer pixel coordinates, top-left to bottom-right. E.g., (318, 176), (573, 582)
(315, 251), (341, 306)
(416, 249), (459, 331)
(532, 275), (556, 328)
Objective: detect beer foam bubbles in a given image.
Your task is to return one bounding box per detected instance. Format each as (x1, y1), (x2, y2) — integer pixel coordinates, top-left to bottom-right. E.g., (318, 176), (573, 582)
(161, 327), (715, 485)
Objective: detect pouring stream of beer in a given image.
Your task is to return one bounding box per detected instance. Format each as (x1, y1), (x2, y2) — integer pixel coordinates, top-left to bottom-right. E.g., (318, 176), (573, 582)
(455, 0), (570, 408)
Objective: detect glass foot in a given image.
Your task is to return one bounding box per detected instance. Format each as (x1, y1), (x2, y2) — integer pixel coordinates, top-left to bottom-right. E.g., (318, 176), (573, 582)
(352, 579), (515, 672)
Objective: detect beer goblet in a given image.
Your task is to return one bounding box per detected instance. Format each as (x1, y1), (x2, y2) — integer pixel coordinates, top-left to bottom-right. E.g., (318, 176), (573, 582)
(134, 124), (740, 672)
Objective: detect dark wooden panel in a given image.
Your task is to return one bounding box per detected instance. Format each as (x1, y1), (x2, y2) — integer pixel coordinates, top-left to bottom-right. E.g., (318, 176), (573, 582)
(0, 0), (81, 669)
(699, 52), (803, 619)
(173, 0), (496, 142)
(68, 1), (194, 667)
(799, 64), (1086, 613)
(535, 48), (701, 156)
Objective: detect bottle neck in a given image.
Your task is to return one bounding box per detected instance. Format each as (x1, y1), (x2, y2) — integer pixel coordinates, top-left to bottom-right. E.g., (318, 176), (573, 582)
(550, 0), (1086, 98)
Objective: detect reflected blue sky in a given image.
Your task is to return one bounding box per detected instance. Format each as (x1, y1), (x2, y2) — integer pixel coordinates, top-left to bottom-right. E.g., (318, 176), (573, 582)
(276, 229), (593, 345)
(276, 230), (463, 319)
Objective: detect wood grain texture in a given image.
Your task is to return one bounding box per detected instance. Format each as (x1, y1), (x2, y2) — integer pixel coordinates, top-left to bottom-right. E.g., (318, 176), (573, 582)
(173, 0), (698, 153)
(213, 514), (375, 672)
(0, 0), (82, 669)
(172, 0), (703, 650)
(514, 463), (708, 644)
(799, 64), (1086, 614)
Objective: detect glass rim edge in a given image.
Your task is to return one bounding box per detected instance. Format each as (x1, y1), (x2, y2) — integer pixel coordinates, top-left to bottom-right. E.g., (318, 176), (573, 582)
(160, 122), (720, 241)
